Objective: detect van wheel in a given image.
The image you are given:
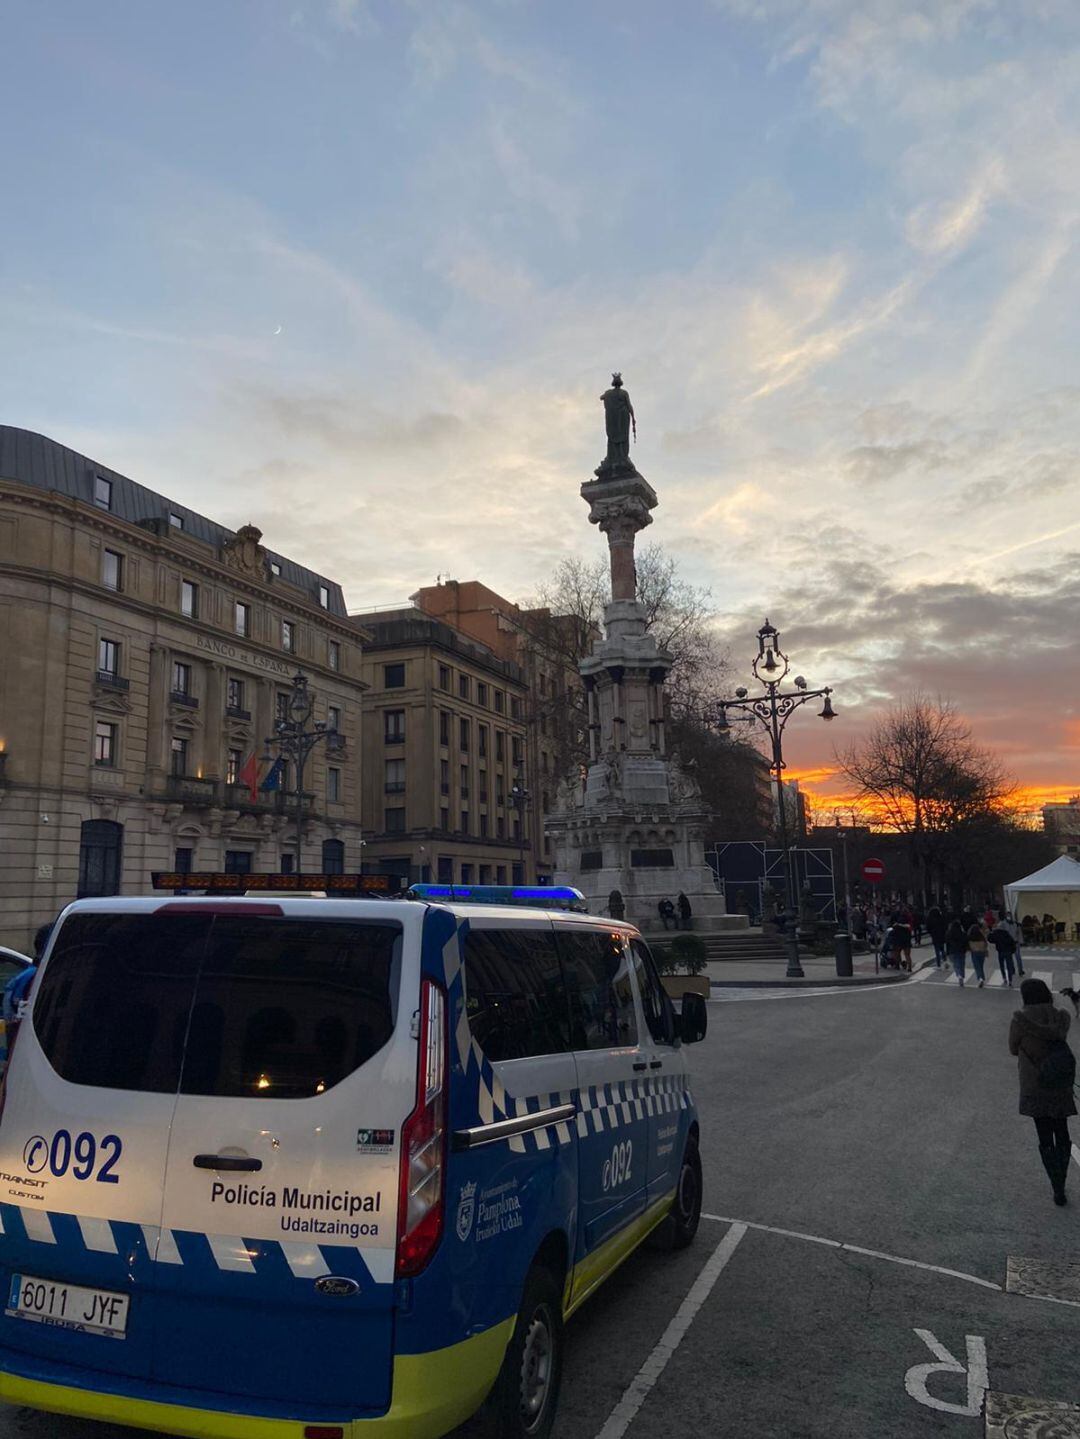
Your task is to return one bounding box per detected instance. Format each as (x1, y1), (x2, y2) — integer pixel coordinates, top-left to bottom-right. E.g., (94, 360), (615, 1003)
(649, 1138), (702, 1252)
(477, 1265), (563, 1439)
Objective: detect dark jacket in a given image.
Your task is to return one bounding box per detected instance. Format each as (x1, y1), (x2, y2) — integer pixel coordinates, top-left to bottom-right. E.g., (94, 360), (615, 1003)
(945, 920), (967, 956)
(988, 924), (1015, 955)
(926, 907), (947, 941)
(1008, 1004), (1077, 1119)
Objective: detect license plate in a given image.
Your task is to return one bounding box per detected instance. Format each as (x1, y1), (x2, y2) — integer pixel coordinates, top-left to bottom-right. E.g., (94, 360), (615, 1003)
(6, 1273), (129, 1339)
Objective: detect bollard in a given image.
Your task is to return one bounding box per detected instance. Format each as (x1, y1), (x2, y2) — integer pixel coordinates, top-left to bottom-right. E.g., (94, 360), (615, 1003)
(834, 930), (853, 977)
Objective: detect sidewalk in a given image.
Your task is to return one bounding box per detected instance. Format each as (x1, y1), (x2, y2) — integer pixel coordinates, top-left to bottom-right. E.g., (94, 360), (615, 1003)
(705, 951), (925, 989)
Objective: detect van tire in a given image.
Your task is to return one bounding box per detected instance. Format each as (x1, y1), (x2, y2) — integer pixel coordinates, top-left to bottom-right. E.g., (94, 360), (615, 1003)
(476, 1264), (564, 1439)
(648, 1137), (702, 1252)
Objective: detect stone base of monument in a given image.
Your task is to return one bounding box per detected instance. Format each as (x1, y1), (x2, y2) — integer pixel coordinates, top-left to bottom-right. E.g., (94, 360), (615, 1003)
(567, 864), (748, 933)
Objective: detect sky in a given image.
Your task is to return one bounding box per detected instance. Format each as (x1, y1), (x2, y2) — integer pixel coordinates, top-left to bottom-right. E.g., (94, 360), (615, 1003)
(3, 0), (1080, 815)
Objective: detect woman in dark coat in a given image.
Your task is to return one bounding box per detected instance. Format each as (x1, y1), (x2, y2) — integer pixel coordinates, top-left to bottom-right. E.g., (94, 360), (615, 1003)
(944, 919), (968, 985)
(1008, 978), (1076, 1206)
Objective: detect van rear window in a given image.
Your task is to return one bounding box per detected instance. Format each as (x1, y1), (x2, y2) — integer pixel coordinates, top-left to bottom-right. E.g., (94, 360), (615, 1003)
(33, 912), (402, 1099)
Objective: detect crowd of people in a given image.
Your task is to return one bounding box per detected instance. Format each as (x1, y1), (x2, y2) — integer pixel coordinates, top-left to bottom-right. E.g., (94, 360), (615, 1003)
(840, 901), (1027, 986)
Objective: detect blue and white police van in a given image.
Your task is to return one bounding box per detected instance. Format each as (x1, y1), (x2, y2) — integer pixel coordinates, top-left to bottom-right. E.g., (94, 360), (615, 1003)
(0, 884), (706, 1438)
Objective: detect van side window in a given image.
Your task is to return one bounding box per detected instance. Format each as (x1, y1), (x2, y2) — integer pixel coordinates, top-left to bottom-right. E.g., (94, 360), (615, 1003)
(629, 938), (676, 1045)
(557, 930), (638, 1050)
(463, 928), (570, 1061)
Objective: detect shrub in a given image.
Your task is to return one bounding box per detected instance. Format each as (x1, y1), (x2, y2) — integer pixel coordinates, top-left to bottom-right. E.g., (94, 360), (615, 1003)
(651, 943), (675, 975)
(670, 932), (708, 976)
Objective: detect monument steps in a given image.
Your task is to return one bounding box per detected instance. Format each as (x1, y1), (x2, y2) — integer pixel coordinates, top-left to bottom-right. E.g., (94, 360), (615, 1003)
(650, 930), (788, 963)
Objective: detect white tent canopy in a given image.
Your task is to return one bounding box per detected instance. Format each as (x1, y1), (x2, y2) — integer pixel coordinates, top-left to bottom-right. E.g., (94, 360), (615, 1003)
(1004, 855), (1080, 929)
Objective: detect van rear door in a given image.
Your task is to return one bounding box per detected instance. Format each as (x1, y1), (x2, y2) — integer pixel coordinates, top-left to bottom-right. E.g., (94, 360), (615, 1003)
(0, 908), (206, 1384)
(152, 907), (412, 1414)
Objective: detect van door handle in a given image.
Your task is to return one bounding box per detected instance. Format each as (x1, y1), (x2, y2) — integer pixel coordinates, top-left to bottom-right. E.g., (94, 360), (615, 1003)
(193, 1154), (263, 1172)
(649, 1060), (663, 1070)
(632, 1061), (647, 1071)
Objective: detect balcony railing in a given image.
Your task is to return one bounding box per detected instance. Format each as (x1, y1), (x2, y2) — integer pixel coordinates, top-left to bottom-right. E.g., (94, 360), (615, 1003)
(384, 782), (406, 794)
(170, 691), (199, 708)
(164, 775), (218, 806)
(95, 670), (130, 690)
(225, 705), (251, 720)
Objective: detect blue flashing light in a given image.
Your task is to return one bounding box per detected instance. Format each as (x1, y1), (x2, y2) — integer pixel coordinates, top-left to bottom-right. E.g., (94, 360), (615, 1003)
(407, 883), (586, 910)
(511, 887), (581, 902)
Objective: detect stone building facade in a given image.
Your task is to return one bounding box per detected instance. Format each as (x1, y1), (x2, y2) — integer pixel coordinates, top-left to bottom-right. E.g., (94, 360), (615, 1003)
(0, 426), (366, 951)
(411, 580), (583, 885)
(354, 608), (532, 886)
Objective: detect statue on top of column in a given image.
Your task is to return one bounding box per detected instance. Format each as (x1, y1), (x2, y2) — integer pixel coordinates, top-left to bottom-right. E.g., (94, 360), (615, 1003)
(598, 373), (637, 474)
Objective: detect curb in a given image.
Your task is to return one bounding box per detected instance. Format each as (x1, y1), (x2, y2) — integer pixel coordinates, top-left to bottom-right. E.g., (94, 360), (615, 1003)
(709, 972), (909, 990)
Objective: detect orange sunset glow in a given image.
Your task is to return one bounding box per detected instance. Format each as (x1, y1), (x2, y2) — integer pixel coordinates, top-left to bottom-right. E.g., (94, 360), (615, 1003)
(786, 768), (1080, 828)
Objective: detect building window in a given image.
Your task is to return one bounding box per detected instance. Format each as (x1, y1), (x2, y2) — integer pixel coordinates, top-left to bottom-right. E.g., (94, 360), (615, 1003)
(97, 638), (120, 678)
(494, 690), (504, 714)
(497, 777), (505, 805)
(224, 850), (253, 875)
(479, 771), (488, 803)
(460, 810), (470, 835)
(328, 640), (340, 671)
(496, 865), (506, 884)
(477, 682), (488, 707)
(479, 864), (492, 884)
(458, 674), (470, 701)
(181, 579), (198, 618)
(172, 661), (191, 697)
(385, 709), (405, 744)
(437, 856), (453, 883)
(478, 724), (488, 758)
(440, 758), (450, 794)
(459, 718), (469, 752)
(78, 819), (122, 897)
(235, 602), (250, 637)
(175, 846), (193, 875)
(438, 664), (450, 691)
(280, 853), (296, 875)
(93, 475), (113, 511)
(385, 758), (405, 794)
(227, 677), (245, 711)
(496, 731), (505, 762)
(441, 806), (450, 832)
(274, 692), (290, 724)
(170, 736), (188, 776)
(322, 838), (344, 874)
(460, 764), (469, 798)
(439, 710), (450, 746)
(102, 549), (123, 591)
(328, 767), (341, 803)
(497, 816), (505, 839)
(512, 863), (524, 885)
(480, 814), (489, 838)
(511, 697), (522, 720)
(319, 584), (330, 609)
(282, 620), (294, 653)
(384, 807), (406, 833)
(227, 748), (242, 785)
(512, 737), (523, 765)
(384, 663), (405, 689)
(169, 513), (184, 530)
(461, 863), (473, 884)
(93, 720), (117, 767)
(328, 704), (341, 731)
(270, 561), (282, 577)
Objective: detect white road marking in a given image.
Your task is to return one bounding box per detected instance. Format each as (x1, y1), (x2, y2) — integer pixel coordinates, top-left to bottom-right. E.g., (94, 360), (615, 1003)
(905, 1329), (989, 1416)
(701, 1214), (1001, 1290)
(593, 1222), (748, 1439)
(711, 967), (937, 1002)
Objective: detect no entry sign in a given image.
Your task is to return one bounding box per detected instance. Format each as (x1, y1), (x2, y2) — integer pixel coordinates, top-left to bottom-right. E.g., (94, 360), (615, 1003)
(861, 857), (885, 885)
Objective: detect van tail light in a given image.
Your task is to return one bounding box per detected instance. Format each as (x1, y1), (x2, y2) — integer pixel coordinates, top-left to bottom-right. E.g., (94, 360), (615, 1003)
(396, 978), (447, 1279)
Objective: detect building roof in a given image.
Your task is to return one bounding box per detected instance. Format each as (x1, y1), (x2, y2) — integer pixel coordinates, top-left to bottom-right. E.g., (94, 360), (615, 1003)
(0, 425), (347, 617)
(354, 606), (526, 685)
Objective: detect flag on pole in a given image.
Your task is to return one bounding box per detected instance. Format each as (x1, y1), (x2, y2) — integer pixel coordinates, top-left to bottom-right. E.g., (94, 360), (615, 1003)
(237, 752), (259, 803)
(260, 756), (286, 793)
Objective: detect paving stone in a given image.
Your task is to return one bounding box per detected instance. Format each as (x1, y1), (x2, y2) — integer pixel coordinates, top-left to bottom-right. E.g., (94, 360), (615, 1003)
(1006, 1258), (1080, 1305)
(985, 1390), (1080, 1438)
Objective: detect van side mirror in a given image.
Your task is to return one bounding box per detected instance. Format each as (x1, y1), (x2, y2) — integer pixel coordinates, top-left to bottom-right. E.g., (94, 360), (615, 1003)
(679, 991), (707, 1044)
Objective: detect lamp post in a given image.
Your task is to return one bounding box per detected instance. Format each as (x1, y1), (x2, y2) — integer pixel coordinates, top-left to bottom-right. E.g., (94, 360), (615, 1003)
(716, 620), (837, 977)
(510, 766), (531, 884)
(834, 815), (852, 916)
(262, 671), (344, 873)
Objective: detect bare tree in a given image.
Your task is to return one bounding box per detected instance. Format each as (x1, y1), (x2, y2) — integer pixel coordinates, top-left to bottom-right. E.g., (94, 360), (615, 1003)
(837, 695), (1013, 901)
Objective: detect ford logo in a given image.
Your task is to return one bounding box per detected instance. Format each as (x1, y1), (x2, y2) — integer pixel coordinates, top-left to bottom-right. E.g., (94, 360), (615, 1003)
(315, 1275), (360, 1297)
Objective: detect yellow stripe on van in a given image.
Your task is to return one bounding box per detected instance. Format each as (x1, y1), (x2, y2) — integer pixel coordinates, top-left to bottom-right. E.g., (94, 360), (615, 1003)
(0, 1318), (515, 1439)
(564, 1188), (675, 1318)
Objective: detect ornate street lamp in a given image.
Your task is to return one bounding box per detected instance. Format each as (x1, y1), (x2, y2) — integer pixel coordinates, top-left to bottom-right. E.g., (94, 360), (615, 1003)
(510, 766), (531, 884)
(716, 619), (836, 977)
(262, 671), (344, 873)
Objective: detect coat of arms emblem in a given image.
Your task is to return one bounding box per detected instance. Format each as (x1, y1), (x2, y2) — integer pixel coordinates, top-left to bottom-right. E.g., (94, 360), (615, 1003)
(455, 1181), (477, 1242)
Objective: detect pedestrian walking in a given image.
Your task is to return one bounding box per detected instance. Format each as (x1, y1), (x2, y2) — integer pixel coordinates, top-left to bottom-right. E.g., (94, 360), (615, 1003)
(1008, 978), (1076, 1206)
(677, 892), (692, 929)
(967, 921), (989, 987)
(945, 919), (968, 986)
(989, 920), (1018, 987)
(1002, 912), (1025, 976)
(891, 915), (913, 971)
(657, 897), (676, 931)
(926, 905), (947, 968)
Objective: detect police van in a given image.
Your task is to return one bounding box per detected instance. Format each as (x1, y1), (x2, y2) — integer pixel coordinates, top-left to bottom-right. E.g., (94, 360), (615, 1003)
(0, 885), (707, 1438)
